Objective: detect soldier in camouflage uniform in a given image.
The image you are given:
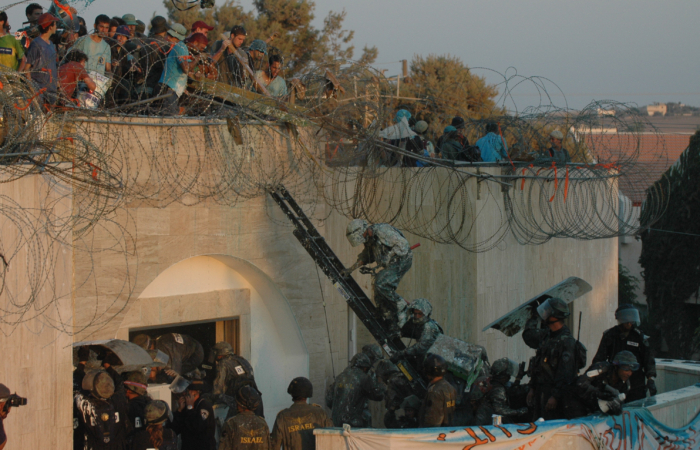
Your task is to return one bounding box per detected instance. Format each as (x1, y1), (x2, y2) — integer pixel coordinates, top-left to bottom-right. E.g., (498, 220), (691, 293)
(525, 298), (580, 421)
(470, 358), (528, 425)
(325, 353), (386, 427)
(211, 341), (264, 418)
(219, 386), (270, 450)
(385, 395), (420, 429)
(390, 298), (443, 367)
(565, 351), (638, 419)
(132, 333), (204, 379)
(270, 377), (332, 450)
(344, 219), (413, 333)
(375, 360), (413, 428)
(419, 354), (456, 427)
(592, 304), (656, 402)
(360, 343), (384, 426)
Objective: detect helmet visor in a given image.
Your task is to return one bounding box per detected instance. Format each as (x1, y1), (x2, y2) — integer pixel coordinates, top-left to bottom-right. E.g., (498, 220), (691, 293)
(347, 230), (365, 247)
(616, 308), (640, 327)
(618, 363), (640, 372)
(537, 299), (554, 321)
(169, 375), (191, 394)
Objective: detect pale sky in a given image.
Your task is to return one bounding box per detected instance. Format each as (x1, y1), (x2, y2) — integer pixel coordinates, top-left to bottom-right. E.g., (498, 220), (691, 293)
(6, 0), (699, 110)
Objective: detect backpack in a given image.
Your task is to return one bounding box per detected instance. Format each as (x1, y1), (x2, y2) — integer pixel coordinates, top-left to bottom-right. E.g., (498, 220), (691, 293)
(575, 340), (588, 370)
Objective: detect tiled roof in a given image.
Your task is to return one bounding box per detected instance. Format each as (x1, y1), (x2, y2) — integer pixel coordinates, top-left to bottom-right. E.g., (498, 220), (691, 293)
(583, 133), (691, 205)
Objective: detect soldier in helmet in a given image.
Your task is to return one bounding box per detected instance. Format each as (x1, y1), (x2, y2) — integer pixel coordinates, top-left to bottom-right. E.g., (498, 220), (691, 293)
(390, 298), (443, 366)
(132, 333), (204, 381)
(385, 395), (421, 429)
(471, 358), (528, 425)
(271, 377), (333, 450)
(419, 354), (456, 427)
(343, 218), (413, 334)
(219, 386), (270, 450)
(131, 400), (177, 450)
(525, 297), (582, 421)
(123, 371), (151, 435)
(172, 379), (216, 450)
(362, 343), (384, 366)
(326, 353), (386, 427)
(376, 360), (413, 428)
(210, 341), (264, 418)
(566, 351), (639, 419)
(592, 304), (656, 402)
(74, 369), (131, 450)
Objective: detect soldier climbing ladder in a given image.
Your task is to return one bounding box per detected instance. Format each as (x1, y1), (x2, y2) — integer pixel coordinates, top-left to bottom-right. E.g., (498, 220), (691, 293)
(268, 185), (427, 396)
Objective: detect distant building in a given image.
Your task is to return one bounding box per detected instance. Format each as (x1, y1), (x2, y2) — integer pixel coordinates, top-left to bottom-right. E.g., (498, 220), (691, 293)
(647, 103), (668, 116)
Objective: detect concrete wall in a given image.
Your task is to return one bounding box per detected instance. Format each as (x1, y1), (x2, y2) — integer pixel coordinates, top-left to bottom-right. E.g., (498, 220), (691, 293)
(0, 173), (74, 449)
(0, 118), (620, 447)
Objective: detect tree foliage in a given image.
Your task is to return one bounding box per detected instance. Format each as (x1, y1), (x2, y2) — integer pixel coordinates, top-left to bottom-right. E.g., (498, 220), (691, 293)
(619, 260), (640, 306)
(399, 54), (499, 136)
(639, 131), (700, 358)
(163, 0), (377, 76)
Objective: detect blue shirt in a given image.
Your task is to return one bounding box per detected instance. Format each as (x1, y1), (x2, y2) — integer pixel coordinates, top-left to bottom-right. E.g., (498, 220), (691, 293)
(159, 41), (189, 97)
(475, 132), (508, 162)
(25, 36), (58, 94)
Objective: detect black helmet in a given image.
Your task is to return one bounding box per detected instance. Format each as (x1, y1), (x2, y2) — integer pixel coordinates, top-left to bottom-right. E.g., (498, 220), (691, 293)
(612, 351), (639, 372)
(423, 354), (447, 378)
(376, 360), (400, 379)
(490, 357), (519, 380)
(287, 377), (313, 399)
(236, 385), (261, 411)
(537, 297), (570, 320)
(362, 344), (383, 364)
(615, 304), (641, 327)
(351, 353), (372, 369)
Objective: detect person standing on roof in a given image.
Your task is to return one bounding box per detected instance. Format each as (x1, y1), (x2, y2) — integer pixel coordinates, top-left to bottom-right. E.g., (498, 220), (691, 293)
(476, 123), (508, 162)
(158, 23), (193, 115)
(592, 304), (656, 402)
(211, 25), (247, 88)
(542, 130), (570, 164)
(344, 218), (413, 335)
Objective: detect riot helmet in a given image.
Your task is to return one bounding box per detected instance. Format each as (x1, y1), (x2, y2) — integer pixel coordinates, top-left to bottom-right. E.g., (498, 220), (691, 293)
(423, 353), (447, 378)
(537, 297), (570, 321)
(236, 385), (261, 411)
(408, 298), (432, 324)
(362, 344), (383, 364)
(612, 351), (639, 372)
(145, 400), (170, 425)
(124, 371), (148, 396)
(346, 219), (369, 247)
(350, 353), (372, 370)
(376, 360), (400, 379)
(615, 304), (641, 327)
(132, 334), (153, 350)
(287, 377), (313, 399)
(82, 369), (115, 399)
(212, 341), (235, 359)
(400, 395), (421, 412)
(490, 357), (519, 380)
(147, 349), (169, 367)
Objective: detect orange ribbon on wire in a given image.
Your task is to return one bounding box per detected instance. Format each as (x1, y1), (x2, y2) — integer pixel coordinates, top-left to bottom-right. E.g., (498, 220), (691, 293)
(548, 161), (558, 202)
(564, 166), (570, 201)
(14, 88), (46, 110)
(53, 0), (73, 20)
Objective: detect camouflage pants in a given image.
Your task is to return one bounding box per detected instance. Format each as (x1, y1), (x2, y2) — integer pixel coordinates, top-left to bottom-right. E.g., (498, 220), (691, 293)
(373, 254), (413, 330)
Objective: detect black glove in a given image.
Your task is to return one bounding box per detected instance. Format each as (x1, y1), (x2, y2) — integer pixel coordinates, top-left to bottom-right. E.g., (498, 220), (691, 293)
(390, 351), (404, 364)
(516, 407), (528, 416)
(359, 266), (376, 275)
(607, 399), (622, 416)
(647, 378), (657, 396)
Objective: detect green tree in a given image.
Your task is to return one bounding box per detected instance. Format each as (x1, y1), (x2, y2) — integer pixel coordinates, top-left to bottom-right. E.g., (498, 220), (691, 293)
(399, 54), (499, 136)
(619, 260), (640, 306)
(639, 131), (700, 358)
(163, 0), (377, 76)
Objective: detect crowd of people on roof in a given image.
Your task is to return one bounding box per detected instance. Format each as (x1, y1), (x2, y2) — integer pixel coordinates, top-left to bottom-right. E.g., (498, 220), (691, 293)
(0, 3), (289, 114)
(378, 108), (572, 166)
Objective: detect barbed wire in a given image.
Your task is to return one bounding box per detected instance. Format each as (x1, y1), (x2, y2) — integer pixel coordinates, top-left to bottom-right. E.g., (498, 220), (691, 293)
(0, 24), (679, 333)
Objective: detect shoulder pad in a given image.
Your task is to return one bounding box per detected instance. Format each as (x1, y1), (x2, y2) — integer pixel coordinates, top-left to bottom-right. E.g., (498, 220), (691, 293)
(312, 403), (323, 408)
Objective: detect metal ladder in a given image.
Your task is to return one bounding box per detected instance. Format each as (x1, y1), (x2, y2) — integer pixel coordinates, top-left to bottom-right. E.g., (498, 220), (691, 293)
(268, 185), (427, 395)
